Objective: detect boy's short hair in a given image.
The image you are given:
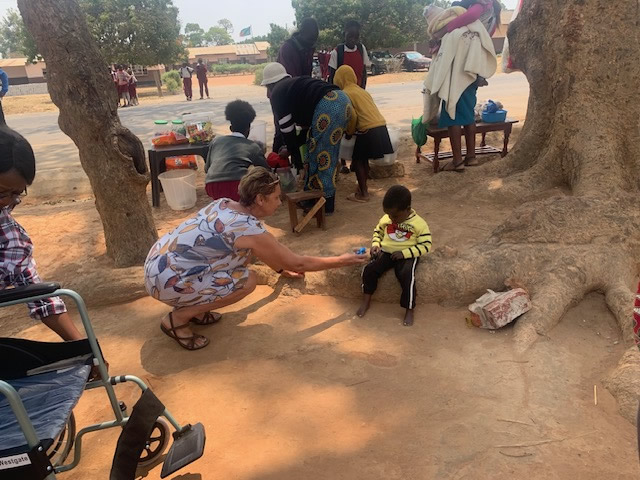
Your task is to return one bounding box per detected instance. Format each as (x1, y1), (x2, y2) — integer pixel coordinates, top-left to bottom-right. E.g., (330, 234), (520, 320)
(383, 185), (411, 211)
(224, 100), (256, 134)
(0, 126), (36, 184)
(345, 20), (361, 31)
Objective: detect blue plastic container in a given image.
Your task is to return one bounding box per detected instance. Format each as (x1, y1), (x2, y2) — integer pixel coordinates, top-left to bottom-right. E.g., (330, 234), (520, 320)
(482, 110), (507, 123)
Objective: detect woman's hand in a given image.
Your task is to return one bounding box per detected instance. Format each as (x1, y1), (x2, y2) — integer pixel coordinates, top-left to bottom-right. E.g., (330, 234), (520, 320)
(338, 252), (368, 267)
(433, 26), (448, 40)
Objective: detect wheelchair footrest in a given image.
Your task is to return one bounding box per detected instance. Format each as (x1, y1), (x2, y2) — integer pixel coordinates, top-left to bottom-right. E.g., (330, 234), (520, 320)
(160, 423), (206, 478)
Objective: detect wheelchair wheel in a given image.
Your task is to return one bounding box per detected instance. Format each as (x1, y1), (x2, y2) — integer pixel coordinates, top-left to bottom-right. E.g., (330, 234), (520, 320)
(138, 417), (171, 467)
(47, 412), (76, 467)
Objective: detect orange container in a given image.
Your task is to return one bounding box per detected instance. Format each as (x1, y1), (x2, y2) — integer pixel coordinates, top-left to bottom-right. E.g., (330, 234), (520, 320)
(165, 155), (198, 170)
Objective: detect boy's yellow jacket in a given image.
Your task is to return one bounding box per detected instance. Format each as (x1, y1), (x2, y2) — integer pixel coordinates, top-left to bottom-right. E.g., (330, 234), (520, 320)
(372, 210), (432, 259)
(334, 65), (386, 135)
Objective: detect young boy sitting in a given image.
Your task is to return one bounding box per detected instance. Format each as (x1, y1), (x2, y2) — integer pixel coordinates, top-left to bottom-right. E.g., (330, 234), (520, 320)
(357, 185), (432, 326)
(0, 125), (83, 341)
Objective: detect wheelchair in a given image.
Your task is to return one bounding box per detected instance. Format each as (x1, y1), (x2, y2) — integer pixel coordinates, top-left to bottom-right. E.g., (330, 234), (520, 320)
(0, 283), (205, 479)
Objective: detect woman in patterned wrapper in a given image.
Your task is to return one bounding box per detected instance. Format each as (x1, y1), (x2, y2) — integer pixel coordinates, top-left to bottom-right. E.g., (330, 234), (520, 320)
(144, 168), (368, 351)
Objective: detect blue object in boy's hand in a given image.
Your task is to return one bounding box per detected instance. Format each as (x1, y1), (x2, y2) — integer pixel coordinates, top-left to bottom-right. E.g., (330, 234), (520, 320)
(356, 247), (367, 255)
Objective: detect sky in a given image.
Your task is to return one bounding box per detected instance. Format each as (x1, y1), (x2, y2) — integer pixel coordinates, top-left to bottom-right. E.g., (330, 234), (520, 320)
(0, 0), (518, 41)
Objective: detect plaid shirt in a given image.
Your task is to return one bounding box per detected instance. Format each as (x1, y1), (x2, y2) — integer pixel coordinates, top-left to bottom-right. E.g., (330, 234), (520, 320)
(0, 205), (66, 320)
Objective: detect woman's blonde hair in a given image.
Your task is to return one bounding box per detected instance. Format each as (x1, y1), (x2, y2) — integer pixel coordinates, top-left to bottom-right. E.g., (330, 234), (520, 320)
(238, 167), (280, 206)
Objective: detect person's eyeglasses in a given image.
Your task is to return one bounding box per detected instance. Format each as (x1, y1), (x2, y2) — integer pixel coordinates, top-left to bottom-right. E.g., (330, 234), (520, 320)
(0, 188), (27, 200)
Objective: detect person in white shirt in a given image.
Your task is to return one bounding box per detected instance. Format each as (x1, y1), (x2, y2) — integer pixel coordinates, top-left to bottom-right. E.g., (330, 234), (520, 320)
(328, 20), (371, 89)
(179, 62), (195, 101)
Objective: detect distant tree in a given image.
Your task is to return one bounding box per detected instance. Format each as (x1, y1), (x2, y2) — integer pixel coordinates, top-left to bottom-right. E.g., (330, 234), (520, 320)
(185, 22), (206, 47)
(204, 26), (234, 46)
(237, 34), (268, 44)
(291, 0), (431, 49)
(0, 8), (38, 60)
(218, 18), (233, 34)
(266, 23), (290, 59)
(80, 0), (185, 67)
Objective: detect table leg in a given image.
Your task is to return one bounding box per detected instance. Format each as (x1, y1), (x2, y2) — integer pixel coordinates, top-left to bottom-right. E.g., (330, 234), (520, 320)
(415, 145), (421, 164)
(433, 136), (441, 173)
(502, 124), (513, 157)
(149, 151), (160, 207)
(287, 200), (299, 233)
(481, 132), (487, 148)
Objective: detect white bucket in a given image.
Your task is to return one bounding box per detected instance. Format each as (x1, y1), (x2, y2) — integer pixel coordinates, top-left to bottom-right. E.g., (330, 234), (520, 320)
(158, 170), (197, 210)
(339, 136), (356, 160)
(248, 120), (267, 146)
(369, 152), (397, 166)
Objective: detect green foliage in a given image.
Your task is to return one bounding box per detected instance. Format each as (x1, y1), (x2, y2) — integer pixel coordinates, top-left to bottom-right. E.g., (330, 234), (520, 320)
(162, 69), (181, 93)
(253, 64), (266, 85)
(266, 23), (289, 59)
(204, 26), (234, 46)
(79, 0), (186, 66)
(291, 0), (434, 49)
(209, 64), (262, 76)
(238, 34), (268, 44)
(0, 8), (39, 61)
(217, 18), (233, 34)
(185, 22), (206, 47)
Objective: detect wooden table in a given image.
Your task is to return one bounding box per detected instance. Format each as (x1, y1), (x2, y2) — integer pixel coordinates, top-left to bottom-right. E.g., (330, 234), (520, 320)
(416, 119), (519, 173)
(148, 143), (210, 207)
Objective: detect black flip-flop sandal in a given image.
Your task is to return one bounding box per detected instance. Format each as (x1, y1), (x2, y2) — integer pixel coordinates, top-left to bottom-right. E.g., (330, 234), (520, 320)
(191, 312), (222, 325)
(160, 312), (210, 351)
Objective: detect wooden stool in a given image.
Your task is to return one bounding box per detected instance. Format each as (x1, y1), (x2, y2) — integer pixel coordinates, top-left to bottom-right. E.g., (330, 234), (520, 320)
(285, 191), (327, 234)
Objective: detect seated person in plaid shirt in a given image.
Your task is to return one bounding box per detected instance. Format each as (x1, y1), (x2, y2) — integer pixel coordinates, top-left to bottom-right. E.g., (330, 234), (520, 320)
(0, 126), (83, 341)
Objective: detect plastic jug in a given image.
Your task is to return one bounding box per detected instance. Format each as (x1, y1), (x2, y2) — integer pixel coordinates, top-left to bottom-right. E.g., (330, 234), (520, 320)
(158, 170), (197, 210)
(339, 136), (356, 160)
(248, 120), (267, 148)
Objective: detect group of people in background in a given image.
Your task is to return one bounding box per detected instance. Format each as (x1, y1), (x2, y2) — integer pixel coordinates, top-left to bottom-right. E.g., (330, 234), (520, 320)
(179, 58), (210, 101)
(110, 65), (138, 108)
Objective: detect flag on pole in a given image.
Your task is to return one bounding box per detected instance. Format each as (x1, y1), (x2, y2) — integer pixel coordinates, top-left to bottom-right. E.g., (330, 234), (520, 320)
(239, 26), (252, 37)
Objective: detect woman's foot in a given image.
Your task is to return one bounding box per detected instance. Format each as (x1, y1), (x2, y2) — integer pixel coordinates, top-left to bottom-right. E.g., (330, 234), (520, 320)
(161, 312), (209, 350)
(346, 192), (370, 203)
(464, 156), (479, 166)
(403, 309), (414, 326)
(357, 295), (372, 317)
(191, 311), (222, 325)
(340, 166), (351, 174)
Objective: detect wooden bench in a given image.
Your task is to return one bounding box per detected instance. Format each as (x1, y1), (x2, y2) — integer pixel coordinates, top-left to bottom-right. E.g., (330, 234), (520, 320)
(415, 119), (519, 173)
(285, 191), (327, 234)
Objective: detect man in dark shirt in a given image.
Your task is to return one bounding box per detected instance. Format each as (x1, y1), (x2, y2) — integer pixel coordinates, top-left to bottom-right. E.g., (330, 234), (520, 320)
(195, 58), (209, 100)
(273, 18), (319, 154)
(277, 18), (319, 78)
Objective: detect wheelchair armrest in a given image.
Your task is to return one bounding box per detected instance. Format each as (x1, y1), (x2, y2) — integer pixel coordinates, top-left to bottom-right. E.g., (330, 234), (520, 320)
(0, 283), (61, 303)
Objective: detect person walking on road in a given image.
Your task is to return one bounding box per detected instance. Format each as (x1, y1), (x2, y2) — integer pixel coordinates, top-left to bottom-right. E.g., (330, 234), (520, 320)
(180, 62), (195, 101)
(196, 58), (209, 100)
(0, 67), (8, 125)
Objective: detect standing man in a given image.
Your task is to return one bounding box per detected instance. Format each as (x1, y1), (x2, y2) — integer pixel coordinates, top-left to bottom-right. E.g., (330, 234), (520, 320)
(179, 62), (195, 101)
(277, 18), (319, 78)
(0, 67), (8, 125)
(195, 58), (209, 100)
(272, 18), (319, 155)
(328, 20), (371, 89)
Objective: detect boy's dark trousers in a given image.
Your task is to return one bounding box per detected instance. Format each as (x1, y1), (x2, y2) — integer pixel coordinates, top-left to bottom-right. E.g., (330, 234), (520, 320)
(362, 252), (419, 309)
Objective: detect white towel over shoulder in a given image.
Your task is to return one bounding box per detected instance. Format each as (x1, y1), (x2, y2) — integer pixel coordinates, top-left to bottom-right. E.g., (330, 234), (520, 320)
(423, 20), (497, 123)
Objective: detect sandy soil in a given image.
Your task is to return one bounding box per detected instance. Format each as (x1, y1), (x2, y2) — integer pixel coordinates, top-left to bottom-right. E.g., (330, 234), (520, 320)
(1, 129), (639, 478)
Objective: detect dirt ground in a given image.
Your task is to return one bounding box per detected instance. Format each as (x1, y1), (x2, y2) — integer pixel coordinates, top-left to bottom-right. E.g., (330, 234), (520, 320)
(1, 69), (502, 115)
(2, 128), (639, 478)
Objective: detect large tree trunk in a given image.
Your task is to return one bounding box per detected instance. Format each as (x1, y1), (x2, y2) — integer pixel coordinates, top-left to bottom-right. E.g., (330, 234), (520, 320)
(18, 0), (158, 267)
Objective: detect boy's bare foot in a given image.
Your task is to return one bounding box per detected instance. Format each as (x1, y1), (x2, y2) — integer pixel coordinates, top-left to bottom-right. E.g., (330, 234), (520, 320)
(357, 294), (372, 317)
(403, 309), (414, 326)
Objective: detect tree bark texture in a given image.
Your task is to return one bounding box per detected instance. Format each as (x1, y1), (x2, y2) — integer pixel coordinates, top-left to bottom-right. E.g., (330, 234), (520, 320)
(18, 0), (158, 267)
